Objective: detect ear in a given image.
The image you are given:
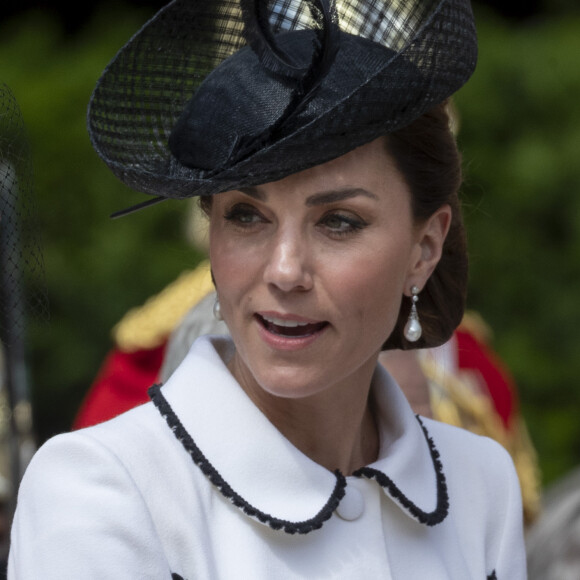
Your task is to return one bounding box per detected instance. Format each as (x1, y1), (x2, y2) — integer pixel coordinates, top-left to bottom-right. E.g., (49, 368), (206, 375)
(405, 204), (452, 294)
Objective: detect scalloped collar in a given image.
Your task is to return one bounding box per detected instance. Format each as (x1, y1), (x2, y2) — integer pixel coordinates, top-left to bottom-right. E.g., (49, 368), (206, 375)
(151, 336), (448, 534)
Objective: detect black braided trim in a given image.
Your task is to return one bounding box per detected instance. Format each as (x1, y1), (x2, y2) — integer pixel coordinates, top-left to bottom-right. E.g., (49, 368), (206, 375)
(487, 572), (497, 580)
(149, 384), (346, 534)
(353, 415), (449, 526)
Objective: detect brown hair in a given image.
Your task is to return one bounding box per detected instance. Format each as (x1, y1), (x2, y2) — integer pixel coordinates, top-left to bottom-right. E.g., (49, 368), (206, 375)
(382, 100), (467, 350)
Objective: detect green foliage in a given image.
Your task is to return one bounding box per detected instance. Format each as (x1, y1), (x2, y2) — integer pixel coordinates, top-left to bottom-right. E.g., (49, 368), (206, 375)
(2, 4), (580, 487)
(0, 7), (205, 440)
(455, 6), (580, 485)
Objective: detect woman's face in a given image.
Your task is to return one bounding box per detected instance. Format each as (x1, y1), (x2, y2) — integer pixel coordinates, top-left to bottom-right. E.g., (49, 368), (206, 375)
(209, 137), (448, 401)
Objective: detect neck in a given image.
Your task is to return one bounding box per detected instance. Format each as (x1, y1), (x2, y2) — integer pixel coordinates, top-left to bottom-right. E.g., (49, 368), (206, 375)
(231, 357), (380, 475)
(277, 395), (379, 475)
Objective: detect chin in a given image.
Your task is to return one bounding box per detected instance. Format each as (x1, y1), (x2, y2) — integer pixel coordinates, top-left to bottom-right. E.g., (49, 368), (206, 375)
(251, 368), (328, 400)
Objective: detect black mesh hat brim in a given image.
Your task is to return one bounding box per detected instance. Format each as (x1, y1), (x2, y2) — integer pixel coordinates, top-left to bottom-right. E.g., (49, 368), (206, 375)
(87, 0), (477, 204)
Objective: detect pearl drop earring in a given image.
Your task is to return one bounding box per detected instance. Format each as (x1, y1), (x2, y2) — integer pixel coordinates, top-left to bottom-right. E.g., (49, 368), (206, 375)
(213, 297), (223, 321)
(404, 285), (422, 342)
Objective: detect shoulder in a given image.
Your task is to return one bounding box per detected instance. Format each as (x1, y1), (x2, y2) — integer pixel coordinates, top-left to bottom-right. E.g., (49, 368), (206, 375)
(421, 416), (522, 522)
(422, 417), (527, 575)
(19, 399), (176, 505)
(10, 405), (175, 578)
(422, 415), (515, 469)
(20, 404), (155, 492)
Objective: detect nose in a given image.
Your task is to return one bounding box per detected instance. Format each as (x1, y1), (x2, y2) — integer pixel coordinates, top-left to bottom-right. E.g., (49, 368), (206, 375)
(263, 229), (313, 293)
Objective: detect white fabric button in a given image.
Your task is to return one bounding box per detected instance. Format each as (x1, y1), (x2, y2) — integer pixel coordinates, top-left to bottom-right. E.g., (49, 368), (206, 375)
(336, 485), (364, 521)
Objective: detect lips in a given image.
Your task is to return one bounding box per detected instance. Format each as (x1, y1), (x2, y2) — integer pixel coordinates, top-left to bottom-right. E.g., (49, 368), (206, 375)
(256, 313), (328, 338)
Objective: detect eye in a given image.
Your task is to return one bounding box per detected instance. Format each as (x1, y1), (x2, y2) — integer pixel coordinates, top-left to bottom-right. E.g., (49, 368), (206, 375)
(223, 203), (267, 228)
(318, 211), (367, 237)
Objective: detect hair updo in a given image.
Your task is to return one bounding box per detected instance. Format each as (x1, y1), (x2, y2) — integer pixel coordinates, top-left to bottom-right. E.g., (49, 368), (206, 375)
(382, 100), (467, 350)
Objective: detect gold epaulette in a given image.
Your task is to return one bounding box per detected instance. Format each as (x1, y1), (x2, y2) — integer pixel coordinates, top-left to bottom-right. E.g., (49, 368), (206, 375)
(113, 260), (214, 352)
(420, 355), (542, 527)
(458, 310), (494, 345)
(420, 356), (508, 446)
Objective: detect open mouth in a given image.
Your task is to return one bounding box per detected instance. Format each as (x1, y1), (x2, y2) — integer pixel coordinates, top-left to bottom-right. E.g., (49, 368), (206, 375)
(256, 314), (328, 338)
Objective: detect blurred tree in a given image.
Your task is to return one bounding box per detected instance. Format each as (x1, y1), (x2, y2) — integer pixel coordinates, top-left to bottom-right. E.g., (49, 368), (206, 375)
(454, 5), (580, 484)
(0, 7), (204, 442)
(3, 0), (574, 31)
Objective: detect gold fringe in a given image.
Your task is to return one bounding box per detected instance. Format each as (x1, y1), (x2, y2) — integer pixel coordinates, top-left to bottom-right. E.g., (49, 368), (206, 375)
(421, 356), (542, 526)
(458, 310), (494, 345)
(113, 260), (214, 352)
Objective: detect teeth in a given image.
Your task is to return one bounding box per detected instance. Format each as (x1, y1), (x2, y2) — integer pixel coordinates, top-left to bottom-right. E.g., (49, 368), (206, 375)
(262, 315), (311, 328)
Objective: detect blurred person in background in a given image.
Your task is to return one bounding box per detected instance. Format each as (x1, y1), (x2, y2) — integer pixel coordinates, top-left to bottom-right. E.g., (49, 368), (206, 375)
(525, 465), (580, 580)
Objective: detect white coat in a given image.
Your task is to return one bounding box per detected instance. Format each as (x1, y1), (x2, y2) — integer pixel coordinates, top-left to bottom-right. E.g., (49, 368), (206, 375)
(8, 336), (526, 579)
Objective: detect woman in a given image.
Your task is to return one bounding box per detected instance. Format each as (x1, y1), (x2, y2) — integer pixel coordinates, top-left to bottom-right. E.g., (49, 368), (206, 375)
(8, 0), (526, 578)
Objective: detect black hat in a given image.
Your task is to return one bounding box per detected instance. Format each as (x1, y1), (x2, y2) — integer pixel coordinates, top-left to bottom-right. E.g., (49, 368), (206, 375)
(88, 0), (477, 215)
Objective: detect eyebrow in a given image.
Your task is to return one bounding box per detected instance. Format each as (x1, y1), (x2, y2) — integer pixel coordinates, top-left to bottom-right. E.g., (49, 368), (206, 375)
(305, 187), (378, 206)
(238, 186), (265, 200)
(238, 186), (378, 205)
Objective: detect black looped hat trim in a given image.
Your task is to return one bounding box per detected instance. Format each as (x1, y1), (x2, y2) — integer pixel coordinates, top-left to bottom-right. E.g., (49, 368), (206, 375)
(149, 383), (346, 535)
(353, 415), (449, 526)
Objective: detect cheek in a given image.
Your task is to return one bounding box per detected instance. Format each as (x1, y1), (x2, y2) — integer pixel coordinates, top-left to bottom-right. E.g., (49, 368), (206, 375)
(209, 225), (236, 295)
(209, 224), (263, 302)
(337, 247), (409, 336)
